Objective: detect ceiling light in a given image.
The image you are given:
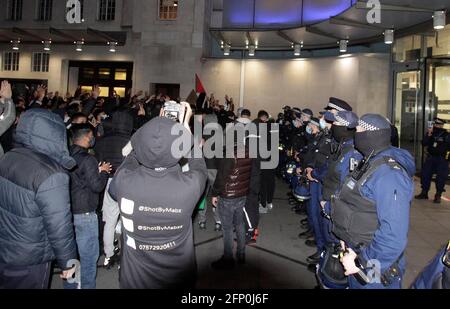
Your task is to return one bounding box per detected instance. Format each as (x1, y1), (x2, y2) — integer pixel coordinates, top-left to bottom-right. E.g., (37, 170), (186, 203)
(294, 44), (301, 56)
(11, 39), (20, 51)
(384, 29), (394, 44)
(224, 44), (230, 56)
(339, 40), (348, 53)
(249, 45), (255, 56)
(433, 10), (446, 30)
(108, 41), (117, 53)
(75, 40), (84, 52)
(43, 40), (51, 51)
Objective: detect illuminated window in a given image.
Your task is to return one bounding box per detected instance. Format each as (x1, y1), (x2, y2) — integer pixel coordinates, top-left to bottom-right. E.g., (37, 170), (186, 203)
(7, 0), (22, 21)
(81, 67), (95, 79)
(99, 68), (111, 79)
(159, 0), (178, 20)
(98, 0), (115, 21)
(32, 52), (50, 72)
(115, 69), (127, 80)
(114, 87), (126, 98)
(3, 51), (20, 71)
(99, 87), (110, 97)
(37, 0), (52, 21)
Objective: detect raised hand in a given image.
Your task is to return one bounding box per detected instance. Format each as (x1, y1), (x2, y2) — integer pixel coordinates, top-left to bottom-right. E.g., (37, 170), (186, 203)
(0, 81), (12, 100)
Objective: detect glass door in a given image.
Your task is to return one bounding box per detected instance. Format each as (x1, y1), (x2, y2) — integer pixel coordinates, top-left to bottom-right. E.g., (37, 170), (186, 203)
(393, 70), (422, 169)
(426, 59), (450, 130)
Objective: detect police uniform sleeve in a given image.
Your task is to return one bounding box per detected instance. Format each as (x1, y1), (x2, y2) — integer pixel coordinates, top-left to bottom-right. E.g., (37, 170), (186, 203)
(359, 168), (413, 272)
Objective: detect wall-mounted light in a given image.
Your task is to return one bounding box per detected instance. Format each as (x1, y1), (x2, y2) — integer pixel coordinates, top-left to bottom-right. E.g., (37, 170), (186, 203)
(74, 40), (84, 52)
(248, 45), (255, 56)
(294, 44), (301, 56)
(108, 41), (117, 53)
(384, 29), (394, 44)
(433, 10), (446, 30)
(43, 40), (52, 51)
(11, 39), (20, 51)
(339, 40), (348, 53)
(223, 44), (230, 56)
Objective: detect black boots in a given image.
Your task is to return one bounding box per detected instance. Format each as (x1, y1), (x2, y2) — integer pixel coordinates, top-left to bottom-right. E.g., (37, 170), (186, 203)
(415, 191), (428, 200)
(434, 193), (442, 204)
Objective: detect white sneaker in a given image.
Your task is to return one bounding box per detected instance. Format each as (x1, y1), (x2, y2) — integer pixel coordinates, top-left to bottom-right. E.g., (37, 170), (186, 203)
(259, 205), (268, 214)
(267, 203), (273, 211)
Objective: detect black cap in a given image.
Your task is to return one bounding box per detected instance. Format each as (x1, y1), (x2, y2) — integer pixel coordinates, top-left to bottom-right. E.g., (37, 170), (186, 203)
(309, 117), (320, 127)
(434, 118), (446, 125)
(292, 107), (302, 117)
(324, 97), (352, 112)
(302, 109), (313, 117)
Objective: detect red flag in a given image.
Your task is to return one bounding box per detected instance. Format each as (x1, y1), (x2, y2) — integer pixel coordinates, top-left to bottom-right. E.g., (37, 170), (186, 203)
(196, 74), (206, 94)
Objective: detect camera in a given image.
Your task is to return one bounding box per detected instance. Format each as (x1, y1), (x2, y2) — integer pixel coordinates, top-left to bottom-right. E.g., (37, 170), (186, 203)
(163, 100), (181, 121)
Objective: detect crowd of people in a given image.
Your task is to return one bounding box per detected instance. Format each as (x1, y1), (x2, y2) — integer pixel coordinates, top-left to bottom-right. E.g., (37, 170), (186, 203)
(0, 80), (448, 289)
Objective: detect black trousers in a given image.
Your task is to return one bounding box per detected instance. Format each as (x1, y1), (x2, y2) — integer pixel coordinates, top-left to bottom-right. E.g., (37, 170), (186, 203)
(0, 262), (51, 289)
(244, 193), (259, 232)
(260, 169), (276, 207)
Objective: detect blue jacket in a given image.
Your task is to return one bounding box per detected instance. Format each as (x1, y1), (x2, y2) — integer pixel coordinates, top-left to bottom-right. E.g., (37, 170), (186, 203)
(357, 147), (415, 274)
(0, 109), (77, 268)
(411, 245), (448, 289)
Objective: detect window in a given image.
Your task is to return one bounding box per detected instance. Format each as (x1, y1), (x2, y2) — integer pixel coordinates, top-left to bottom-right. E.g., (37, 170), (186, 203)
(115, 69), (127, 80)
(3, 52), (20, 71)
(7, 0), (23, 21)
(98, 0), (116, 21)
(32, 53), (50, 72)
(37, 0), (53, 21)
(159, 0), (178, 20)
(99, 68), (111, 79)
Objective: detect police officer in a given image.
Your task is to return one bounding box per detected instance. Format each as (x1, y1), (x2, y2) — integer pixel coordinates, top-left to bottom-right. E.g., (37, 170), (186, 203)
(333, 114), (415, 289)
(411, 240), (450, 289)
(306, 111), (362, 270)
(415, 118), (450, 204)
(324, 97), (353, 115)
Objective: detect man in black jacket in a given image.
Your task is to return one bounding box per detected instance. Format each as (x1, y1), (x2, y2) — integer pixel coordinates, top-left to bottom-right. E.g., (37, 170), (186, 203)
(66, 124), (111, 289)
(95, 109), (134, 268)
(0, 106), (77, 289)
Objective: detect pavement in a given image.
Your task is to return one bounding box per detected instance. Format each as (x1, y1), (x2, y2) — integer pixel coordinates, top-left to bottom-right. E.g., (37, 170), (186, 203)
(50, 177), (450, 289)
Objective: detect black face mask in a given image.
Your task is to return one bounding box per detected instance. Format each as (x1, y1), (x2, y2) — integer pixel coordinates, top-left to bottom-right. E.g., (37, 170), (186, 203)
(354, 129), (391, 157)
(331, 125), (355, 143)
(434, 127), (445, 134)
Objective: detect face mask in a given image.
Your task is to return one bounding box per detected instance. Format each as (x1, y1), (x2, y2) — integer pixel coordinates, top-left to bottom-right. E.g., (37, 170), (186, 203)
(354, 129), (391, 157)
(101, 114), (108, 120)
(331, 125), (354, 143)
(306, 126), (312, 135)
(320, 119), (327, 130)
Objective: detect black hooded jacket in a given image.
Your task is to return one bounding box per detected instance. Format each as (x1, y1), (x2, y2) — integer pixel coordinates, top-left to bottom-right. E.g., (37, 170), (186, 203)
(95, 110), (134, 176)
(109, 117), (207, 289)
(70, 144), (109, 214)
(0, 109), (77, 268)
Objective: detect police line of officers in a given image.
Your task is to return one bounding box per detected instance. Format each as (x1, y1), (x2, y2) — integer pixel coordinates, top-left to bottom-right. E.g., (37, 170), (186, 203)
(276, 97), (449, 289)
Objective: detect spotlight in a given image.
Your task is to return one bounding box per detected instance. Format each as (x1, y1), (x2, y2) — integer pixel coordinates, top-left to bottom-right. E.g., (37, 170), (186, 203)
(294, 44), (301, 56)
(433, 10), (446, 30)
(384, 29), (394, 44)
(223, 44), (230, 56)
(339, 40), (348, 53)
(249, 45), (255, 56)
(75, 40), (84, 52)
(43, 40), (51, 51)
(108, 41), (117, 53)
(11, 39), (20, 51)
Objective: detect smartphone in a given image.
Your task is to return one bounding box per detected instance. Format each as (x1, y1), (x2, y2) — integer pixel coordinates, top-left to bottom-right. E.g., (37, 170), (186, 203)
(428, 121), (434, 129)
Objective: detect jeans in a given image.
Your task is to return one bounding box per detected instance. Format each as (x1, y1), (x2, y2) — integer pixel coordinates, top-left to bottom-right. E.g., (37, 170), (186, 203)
(64, 212), (99, 289)
(103, 178), (120, 258)
(0, 262), (51, 289)
(218, 196), (247, 260)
